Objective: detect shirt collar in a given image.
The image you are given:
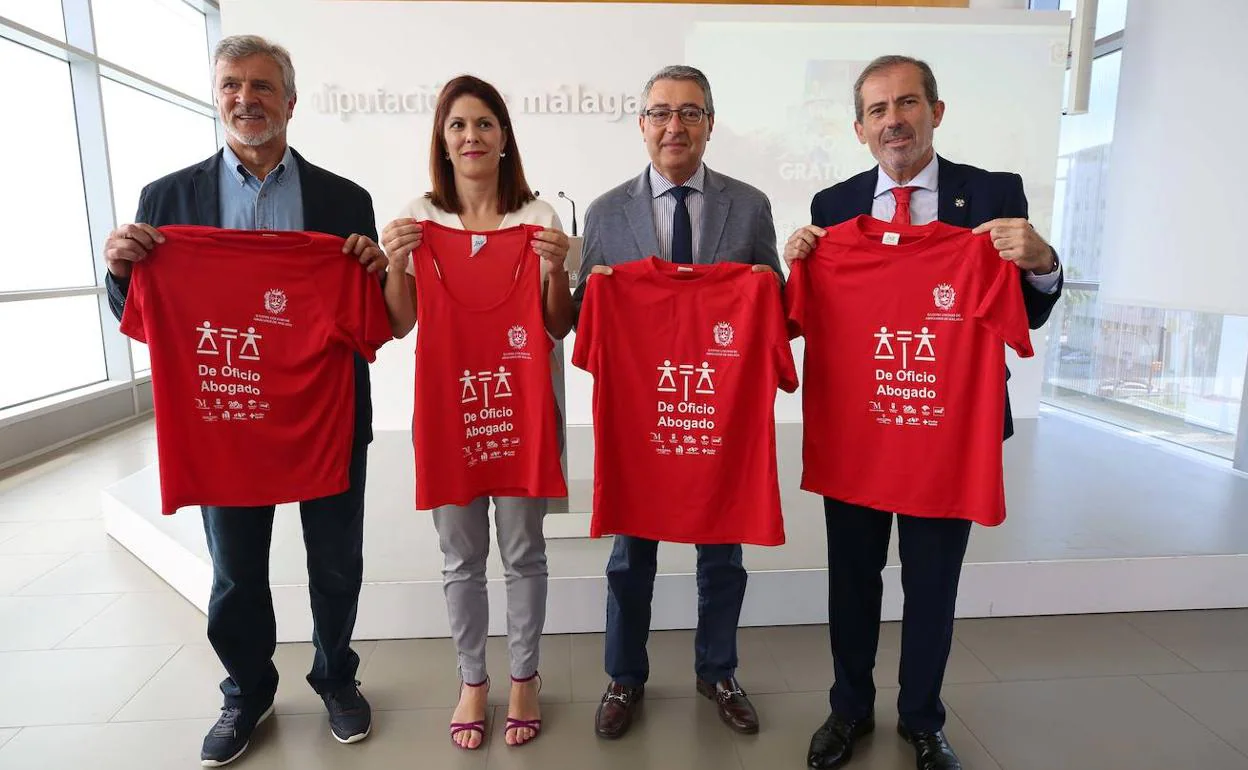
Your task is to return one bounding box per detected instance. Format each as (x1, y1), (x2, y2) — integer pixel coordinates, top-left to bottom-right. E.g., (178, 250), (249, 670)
(650, 163), (706, 198)
(222, 143), (295, 186)
(874, 154), (938, 198)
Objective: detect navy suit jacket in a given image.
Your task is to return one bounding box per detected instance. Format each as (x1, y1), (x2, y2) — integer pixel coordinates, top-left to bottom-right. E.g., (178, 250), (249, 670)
(105, 148), (380, 446)
(809, 155), (1063, 439)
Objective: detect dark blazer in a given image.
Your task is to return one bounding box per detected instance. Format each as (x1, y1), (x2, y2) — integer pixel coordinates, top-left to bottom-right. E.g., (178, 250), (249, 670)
(105, 148), (380, 446)
(809, 155), (1063, 439)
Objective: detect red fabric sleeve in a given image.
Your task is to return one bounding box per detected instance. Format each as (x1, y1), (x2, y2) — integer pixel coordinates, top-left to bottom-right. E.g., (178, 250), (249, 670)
(783, 257), (808, 341)
(761, 275), (799, 393)
(346, 270), (392, 362)
(571, 272), (601, 374)
(119, 262), (147, 343)
(330, 246), (393, 363)
(971, 237), (1035, 358)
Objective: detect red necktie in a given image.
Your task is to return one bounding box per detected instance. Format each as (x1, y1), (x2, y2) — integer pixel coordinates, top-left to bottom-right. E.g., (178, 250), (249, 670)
(890, 186), (919, 225)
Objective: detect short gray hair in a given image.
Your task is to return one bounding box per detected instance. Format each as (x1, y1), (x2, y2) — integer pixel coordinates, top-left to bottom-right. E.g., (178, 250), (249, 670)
(213, 35), (297, 100)
(642, 65), (714, 115)
(852, 55), (938, 123)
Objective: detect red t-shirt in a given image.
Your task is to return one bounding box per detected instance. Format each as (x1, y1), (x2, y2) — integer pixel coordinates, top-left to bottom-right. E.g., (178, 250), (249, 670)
(573, 258), (798, 546)
(786, 215), (1034, 526)
(410, 221), (567, 509)
(119, 225), (391, 514)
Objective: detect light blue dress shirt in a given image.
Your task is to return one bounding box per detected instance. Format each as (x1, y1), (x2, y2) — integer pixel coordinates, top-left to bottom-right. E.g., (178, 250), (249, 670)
(219, 143), (304, 232)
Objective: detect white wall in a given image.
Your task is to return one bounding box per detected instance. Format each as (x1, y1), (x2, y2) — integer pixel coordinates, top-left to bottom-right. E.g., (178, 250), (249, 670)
(1099, 0), (1248, 316)
(222, 0), (1066, 429)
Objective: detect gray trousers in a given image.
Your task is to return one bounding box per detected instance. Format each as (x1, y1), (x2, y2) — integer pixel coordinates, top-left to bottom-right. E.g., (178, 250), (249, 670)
(432, 496), (548, 684)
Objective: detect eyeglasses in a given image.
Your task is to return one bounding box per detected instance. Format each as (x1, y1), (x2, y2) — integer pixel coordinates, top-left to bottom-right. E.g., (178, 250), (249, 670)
(642, 107), (712, 127)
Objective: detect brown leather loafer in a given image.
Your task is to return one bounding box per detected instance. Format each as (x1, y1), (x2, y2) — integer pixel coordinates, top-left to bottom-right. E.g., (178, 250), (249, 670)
(696, 676), (759, 734)
(594, 681), (643, 739)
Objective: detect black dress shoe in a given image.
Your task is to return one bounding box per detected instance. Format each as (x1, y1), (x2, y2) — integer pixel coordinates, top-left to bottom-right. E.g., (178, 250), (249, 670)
(897, 724), (962, 770)
(806, 711), (875, 769)
(696, 676), (759, 734)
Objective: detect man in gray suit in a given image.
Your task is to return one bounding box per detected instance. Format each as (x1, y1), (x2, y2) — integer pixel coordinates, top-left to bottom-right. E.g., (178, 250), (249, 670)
(574, 65), (783, 741)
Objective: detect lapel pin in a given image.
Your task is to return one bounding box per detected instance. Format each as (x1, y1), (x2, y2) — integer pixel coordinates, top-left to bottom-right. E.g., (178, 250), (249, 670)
(954, 198), (966, 208)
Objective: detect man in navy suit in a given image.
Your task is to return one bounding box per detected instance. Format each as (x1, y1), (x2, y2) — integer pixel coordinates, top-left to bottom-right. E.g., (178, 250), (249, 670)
(101, 35), (385, 767)
(787, 55), (1063, 770)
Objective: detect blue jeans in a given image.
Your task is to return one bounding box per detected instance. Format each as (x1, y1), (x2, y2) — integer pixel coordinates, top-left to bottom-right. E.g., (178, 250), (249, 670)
(604, 535), (747, 686)
(202, 442), (367, 709)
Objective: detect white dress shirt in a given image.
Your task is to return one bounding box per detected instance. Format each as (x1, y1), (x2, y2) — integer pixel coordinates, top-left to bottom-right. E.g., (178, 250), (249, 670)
(872, 156), (1062, 294)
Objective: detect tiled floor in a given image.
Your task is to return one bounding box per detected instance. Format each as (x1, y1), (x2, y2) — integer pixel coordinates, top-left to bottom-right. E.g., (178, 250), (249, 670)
(1, 422), (1247, 768)
(108, 413), (1248, 588)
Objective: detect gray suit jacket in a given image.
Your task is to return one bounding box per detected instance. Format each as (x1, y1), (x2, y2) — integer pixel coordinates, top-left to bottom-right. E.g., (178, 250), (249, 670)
(572, 165), (782, 321)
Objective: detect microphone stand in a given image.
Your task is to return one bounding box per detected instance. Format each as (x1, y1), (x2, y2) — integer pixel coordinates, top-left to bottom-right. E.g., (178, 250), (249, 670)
(557, 191), (578, 237)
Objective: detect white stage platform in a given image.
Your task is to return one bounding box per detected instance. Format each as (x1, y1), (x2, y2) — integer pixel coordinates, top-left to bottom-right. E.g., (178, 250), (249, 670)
(103, 412), (1248, 642)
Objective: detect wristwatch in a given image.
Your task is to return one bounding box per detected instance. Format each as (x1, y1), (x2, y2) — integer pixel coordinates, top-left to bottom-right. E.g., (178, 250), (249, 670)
(1034, 249), (1061, 276)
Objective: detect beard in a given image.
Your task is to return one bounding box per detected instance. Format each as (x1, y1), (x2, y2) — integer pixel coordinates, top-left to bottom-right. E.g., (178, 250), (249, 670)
(224, 110), (286, 147)
(879, 126), (926, 168)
